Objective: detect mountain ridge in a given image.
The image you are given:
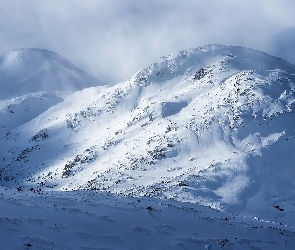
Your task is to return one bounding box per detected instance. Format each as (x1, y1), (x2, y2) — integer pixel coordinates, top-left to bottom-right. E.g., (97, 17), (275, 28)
(0, 47), (105, 100)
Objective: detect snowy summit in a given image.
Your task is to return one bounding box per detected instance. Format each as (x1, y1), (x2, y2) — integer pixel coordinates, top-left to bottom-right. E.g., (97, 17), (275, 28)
(0, 44), (295, 249)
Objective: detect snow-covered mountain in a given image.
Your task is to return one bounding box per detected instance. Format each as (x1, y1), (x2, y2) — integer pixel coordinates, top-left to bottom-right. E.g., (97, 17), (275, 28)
(1, 44), (295, 249)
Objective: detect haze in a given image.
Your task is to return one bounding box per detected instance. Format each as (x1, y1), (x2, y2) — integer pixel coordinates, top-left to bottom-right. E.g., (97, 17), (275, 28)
(0, 0), (294, 84)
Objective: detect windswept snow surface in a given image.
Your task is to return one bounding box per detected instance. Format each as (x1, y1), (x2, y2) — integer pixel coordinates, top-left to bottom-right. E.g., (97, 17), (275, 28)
(1, 44), (295, 248)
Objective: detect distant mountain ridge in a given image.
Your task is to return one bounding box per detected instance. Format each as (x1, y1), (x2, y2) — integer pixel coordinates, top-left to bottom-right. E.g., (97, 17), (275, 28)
(0, 48), (106, 136)
(0, 44), (295, 226)
(0, 48), (104, 100)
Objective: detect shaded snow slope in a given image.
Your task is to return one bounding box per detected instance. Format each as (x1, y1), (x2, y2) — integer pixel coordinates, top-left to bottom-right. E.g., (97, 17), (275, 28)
(1, 44), (295, 227)
(1, 189), (294, 250)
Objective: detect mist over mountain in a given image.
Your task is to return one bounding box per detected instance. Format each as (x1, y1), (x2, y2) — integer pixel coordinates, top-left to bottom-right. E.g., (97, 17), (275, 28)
(0, 48), (103, 99)
(1, 45), (295, 249)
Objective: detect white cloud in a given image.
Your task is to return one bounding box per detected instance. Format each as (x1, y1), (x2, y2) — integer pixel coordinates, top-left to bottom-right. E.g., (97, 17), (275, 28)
(0, 0), (294, 83)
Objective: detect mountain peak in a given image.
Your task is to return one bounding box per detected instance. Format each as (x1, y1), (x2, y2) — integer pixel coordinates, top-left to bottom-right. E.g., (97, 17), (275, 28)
(135, 44), (294, 85)
(1, 48), (61, 68)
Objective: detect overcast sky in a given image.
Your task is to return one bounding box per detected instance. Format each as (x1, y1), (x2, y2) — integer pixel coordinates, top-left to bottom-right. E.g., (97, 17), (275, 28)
(0, 0), (294, 84)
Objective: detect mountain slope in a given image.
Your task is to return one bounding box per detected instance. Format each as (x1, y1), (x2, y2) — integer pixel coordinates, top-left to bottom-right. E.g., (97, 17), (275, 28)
(1, 44), (295, 226)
